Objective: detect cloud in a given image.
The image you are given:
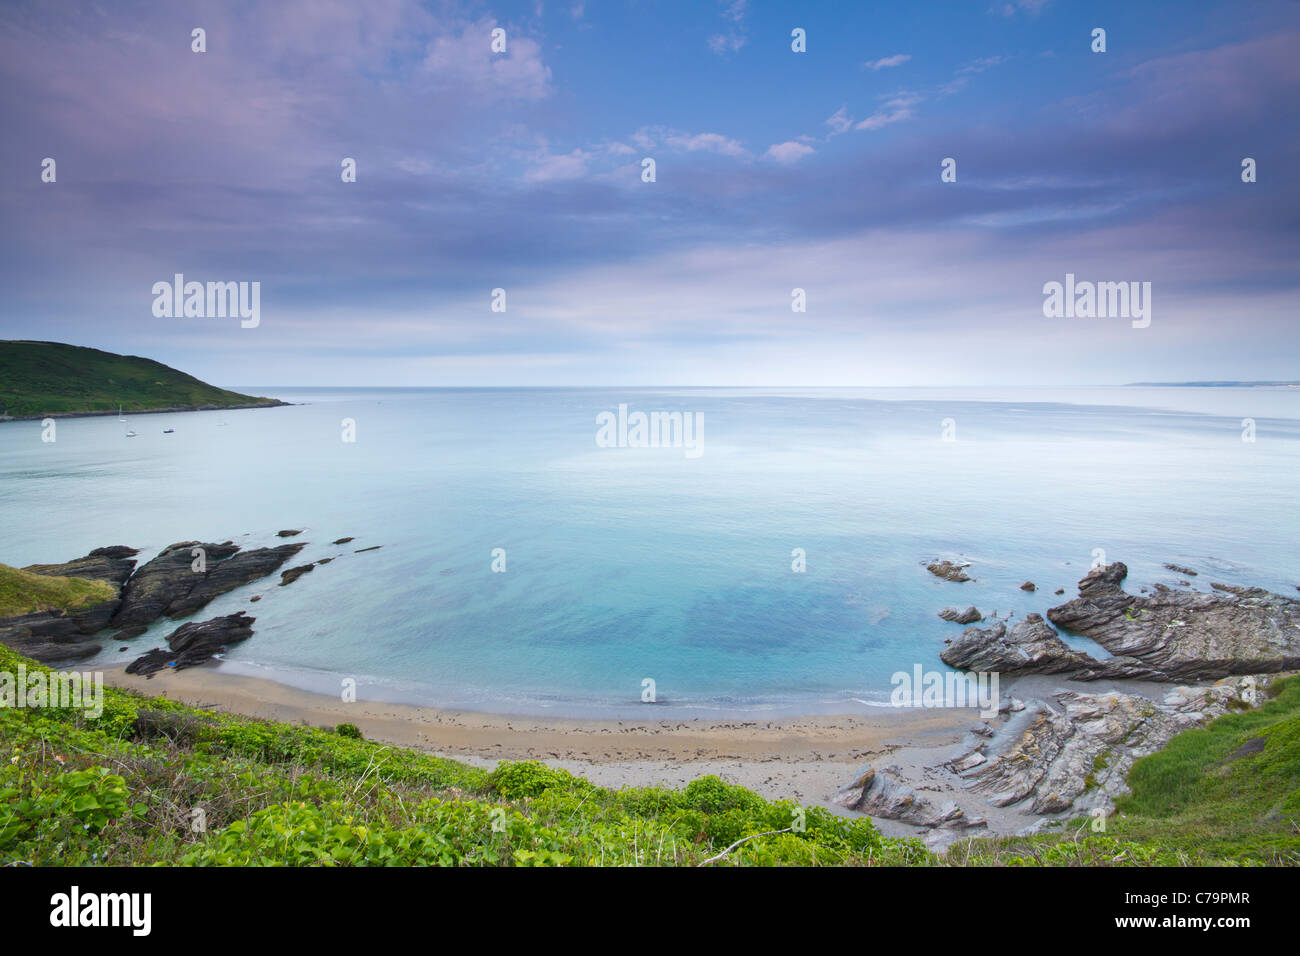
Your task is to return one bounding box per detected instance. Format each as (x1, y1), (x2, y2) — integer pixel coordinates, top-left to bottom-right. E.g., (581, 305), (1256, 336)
(865, 54), (911, 71)
(709, 0), (748, 55)
(632, 127), (749, 158)
(854, 93), (922, 131)
(994, 0), (1051, 16)
(825, 106), (854, 137)
(765, 141), (815, 164)
(957, 55), (1004, 74)
(422, 20), (552, 102)
(666, 131), (748, 157)
(708, 33), (746, 55)
(721, 0), (748, 23)
(396, 158), (434, 174)
(524, 147), (591, 182)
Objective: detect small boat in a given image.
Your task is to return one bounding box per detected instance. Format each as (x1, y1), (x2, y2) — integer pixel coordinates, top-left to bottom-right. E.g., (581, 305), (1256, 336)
(118, 404), (126, 422)
(163, 428), (174, 434)
(125, 430), (137, 438)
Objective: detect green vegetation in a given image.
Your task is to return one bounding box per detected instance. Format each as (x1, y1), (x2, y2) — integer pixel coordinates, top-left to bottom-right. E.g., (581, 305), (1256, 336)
(0, 563), (116, 617)
(0, 340), (276, 418)
(0, 644), (921, 866)
(1, 639), (1296, 866)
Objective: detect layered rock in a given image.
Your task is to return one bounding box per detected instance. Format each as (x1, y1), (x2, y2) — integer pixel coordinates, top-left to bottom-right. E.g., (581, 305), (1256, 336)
(950, 680), (1254, 816)
(1046, 562), (1300, 680)
(939, 606), (983, 625)
(843, 678), (1263, 838)
(0, 547), (141, 663)
(833, 764), (986, 831)
(939, 613), (1166, 680)
(125, 612), (256, 677)
(110, 541), (305, 628)
(927, 560), (972, 582)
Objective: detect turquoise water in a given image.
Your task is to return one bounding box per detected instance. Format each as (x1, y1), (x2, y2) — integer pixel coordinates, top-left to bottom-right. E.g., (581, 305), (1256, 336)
(2, 387), (1298, 716)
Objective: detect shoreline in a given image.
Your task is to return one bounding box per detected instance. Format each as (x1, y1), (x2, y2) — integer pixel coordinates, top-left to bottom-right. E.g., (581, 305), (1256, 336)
(0, 400), (289, 423)
(103, 663), (975, 812)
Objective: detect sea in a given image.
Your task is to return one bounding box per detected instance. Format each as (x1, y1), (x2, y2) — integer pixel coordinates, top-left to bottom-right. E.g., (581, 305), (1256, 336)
(2, 386), (1297, 717)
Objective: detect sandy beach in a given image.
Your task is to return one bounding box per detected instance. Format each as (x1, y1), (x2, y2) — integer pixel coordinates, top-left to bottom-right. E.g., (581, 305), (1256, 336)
(103, 664), (977, 813)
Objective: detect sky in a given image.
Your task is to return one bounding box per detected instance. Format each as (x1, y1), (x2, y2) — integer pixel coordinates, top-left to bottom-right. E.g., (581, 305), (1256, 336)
(1, 0), (1297, 387)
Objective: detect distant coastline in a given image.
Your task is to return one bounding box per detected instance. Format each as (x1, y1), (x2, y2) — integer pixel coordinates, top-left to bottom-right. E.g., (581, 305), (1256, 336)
(0, 399), (288, 423)
(1124, 380), (1300, 387)
(0, 340), (287, 420)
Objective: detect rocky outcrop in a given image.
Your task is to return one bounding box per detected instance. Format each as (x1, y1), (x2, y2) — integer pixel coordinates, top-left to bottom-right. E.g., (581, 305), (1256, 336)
(279, 564), (314, 586)
(23, 546), (139, 586)
(3, 539), (309, 665)
(1020, 581), (1036, 592)
(110, 541), (305, 628)
(125, 612), (256, 677)
(950, 680), (1255, 816)
(834, 764), (986, 831)
(277, 530), (303, 538)
(938, 563), (1300, 682)
(0, 547), (142, 663)
(927, 560), (972, 582)
(844, 677), (1264, 839)
(1046, 563), (1300, 680)
(939, 606), (983, 625)
(938, 613), (1163, 680)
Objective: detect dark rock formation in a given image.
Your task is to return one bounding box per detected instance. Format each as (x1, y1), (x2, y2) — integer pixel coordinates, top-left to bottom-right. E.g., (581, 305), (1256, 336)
(24, 546), (139, 586)
(125, 612), (256, 677)
(279, 564), (315, 586)
(331, 537), (354, 545)
(927, 560), (972, 582)
(939, 606), (983, 625)
(110, 541), (305, 628)
(1046, 562), (1300, 680)
(277, 529), (303, 538)
(938, 613), (1158, 679)
(940, 563), (1300, 683)
(1164, 563), (1198, 576)
(1020, 581), (1036, 592)
(0, 547), (141, 663)
(355, 546), (382, 553)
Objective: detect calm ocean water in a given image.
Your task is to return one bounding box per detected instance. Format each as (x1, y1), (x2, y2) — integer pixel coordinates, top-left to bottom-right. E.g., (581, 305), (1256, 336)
(2, 386), (1297, 716)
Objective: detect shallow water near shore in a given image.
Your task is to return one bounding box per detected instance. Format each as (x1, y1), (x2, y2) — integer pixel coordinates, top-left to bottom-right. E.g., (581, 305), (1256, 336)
(3, 386), (1298, 717)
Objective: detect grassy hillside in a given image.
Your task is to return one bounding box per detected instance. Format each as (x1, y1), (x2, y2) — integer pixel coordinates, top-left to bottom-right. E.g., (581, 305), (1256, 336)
(0, 340), (276, 418)
(0, 563), (116, 617)
(0, 641), (1295, 866)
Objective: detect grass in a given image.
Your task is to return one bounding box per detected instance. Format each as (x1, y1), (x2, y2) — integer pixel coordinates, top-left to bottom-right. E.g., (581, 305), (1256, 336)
(0, 340), (275, 417)
(0, 638), (1296, 866)
(0, 563), (117, 617)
